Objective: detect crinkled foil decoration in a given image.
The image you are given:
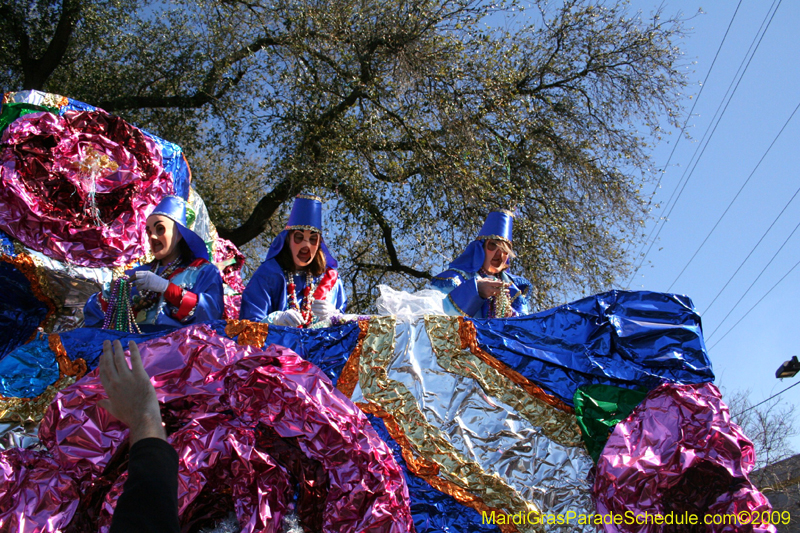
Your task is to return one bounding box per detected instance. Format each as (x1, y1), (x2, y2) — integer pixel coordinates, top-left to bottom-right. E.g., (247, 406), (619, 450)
(225, 319), (270, 347)
(0, 333), (84, 424)
(594, 382), (775, 532)
(459, 318), (573, 414)
(428, 315), (582, 448)
(22, 246), (111, 331)
(214, 237), (246, 320)
(363, 410), (511, 533)
(336, 318), (370, 397)
(1, 253), (56, 357)
(0, 102), (58, 133)
(573, 384), (647, 463)
(472, 290), (714, 405)
(0, 230), (13, 255)
(2, 324), (412, 532)
(0, 422), (42, 451)
(0, 448), (81, 531)
(0, 108), (173, 267)
(353, 316), (595, 533)
(0, 375), (78, 425)
(3, 89), (69, 109)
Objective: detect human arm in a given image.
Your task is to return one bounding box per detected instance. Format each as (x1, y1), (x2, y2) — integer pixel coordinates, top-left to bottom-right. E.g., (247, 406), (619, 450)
(142, 261), (224, 324)
(431, 271), (487, 317)
(240, 261), (280, 323)
(99, 340), (180, 533)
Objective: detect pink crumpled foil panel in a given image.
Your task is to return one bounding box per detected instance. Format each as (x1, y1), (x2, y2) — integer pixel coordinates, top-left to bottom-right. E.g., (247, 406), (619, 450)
(2, 324), (412, 532)
(0, 109), (173, 267)
(594, 382), (775, 533)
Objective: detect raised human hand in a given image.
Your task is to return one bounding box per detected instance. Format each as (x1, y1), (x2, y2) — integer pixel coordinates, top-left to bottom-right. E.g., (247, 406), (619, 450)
(98, 340), (166, 444)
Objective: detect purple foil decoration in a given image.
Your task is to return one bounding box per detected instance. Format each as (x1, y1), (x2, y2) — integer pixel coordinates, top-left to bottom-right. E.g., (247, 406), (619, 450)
(2, 324), (412, 532)
(594, 382), (775, 532)
(0, 110), (173, 267)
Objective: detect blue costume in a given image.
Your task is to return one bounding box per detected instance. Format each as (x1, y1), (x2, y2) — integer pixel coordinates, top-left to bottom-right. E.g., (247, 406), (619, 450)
(431, 211), (531, 318)
(240, 195), (347, 324)
(84, 196), (224, 330)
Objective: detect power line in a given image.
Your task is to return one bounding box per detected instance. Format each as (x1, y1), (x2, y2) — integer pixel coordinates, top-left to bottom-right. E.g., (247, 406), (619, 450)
(628, 0), (782, 286)
(737, 380), (800, 416)
(707, 252), (800, 350)
(670, 98), (800, 296)
(623, 0), (743, 262)
(703, 178), (800, 315)
(706, 216), (800, 341)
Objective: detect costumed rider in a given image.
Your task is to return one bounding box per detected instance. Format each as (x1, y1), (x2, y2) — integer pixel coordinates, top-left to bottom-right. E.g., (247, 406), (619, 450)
(84, 195), (225, 330)
(431, 210), (531, 318)
(239, 194), (347, 327)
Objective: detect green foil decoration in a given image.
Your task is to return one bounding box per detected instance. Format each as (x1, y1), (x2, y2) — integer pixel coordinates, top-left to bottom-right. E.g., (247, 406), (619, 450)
(573, 384), (648, 462)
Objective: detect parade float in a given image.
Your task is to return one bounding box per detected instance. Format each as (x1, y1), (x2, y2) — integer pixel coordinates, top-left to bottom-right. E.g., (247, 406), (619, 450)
(0, 91), (776, 532)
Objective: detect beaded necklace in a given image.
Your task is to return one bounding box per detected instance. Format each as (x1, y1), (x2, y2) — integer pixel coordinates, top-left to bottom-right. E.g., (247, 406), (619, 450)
(131, 255), (184, 320)
(102, 277), (141, 333)
(285, 270), (319, 327)
(478, 268), (513, 319)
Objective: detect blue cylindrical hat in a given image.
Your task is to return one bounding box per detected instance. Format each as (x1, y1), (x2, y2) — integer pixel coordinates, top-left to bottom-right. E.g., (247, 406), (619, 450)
(477, 210), (514, 242)
(449, 210), (514, 272)
(285, 194), (323, 231)
(264, 194), (338, 268)
(149, 195), (210, 261)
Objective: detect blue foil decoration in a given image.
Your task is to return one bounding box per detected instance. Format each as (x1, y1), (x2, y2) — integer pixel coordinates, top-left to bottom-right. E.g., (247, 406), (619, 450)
(0, 337), (59, 398)
(472, 290), (714, 405)
(0, 261), (49, 360)
(0, 230), (14, 255)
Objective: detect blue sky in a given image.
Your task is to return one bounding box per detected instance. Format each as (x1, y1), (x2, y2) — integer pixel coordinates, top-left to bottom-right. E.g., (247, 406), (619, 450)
(618, 0), (800, 448)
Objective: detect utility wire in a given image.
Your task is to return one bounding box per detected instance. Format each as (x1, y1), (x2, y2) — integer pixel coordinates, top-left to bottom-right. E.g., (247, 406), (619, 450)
(704, 178), (800, 315)
(706, 216), (800, 341)
(671, 98), (800, 297)
(737, 380), (800, 416)
(623, 0), (742, 262)
(628, 0), (782, 286)
(708, 252), (800, 350)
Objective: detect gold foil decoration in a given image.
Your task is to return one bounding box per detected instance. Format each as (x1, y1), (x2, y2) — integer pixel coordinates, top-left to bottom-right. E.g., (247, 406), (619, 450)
(357, 316), (542, 532)
(0, 375), (78, 424)
(458, 318), (574, 414)
(426, 315), (582, 448)
(49, 333), (87, 379)
(336, 319), (369, 398)
(225, 319), (270, 347)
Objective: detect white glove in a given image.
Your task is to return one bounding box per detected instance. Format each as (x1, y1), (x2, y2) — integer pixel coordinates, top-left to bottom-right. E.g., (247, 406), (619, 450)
(311, 299), (339, 321)
(133, 271), (170, 293)
(273, 309), (305, 327)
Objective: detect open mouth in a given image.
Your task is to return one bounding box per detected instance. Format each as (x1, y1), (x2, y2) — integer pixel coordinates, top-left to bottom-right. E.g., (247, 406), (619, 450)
(152, 241), (164, 254)
(296, 249), (311, 263)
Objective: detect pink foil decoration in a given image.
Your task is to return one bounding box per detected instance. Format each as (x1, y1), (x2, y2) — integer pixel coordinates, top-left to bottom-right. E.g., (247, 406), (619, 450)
(594, 382), (775, 533)
(6, 324), (412, 532)
(0, 448), (80, 532)
(212, 236), (245, 320)
(0, 110), (173, 267)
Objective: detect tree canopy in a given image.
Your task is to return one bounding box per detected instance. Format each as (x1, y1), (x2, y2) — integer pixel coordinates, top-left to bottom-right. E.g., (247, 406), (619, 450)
(0, 0), (688, 311)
